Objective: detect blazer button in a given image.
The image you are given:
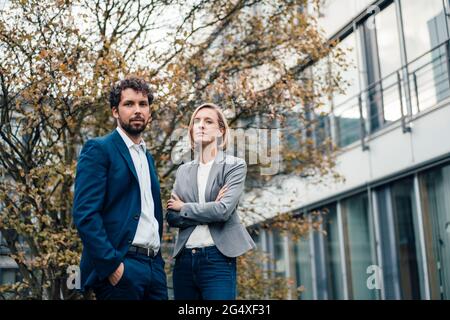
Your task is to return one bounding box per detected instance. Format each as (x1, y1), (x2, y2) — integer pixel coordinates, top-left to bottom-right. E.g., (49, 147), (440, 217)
(134, 215), (139, 220)
(128, 239), (132, 244)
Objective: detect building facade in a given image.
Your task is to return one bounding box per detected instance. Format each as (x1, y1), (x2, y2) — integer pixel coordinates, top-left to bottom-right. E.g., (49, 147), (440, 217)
(248, 0), (450, 300)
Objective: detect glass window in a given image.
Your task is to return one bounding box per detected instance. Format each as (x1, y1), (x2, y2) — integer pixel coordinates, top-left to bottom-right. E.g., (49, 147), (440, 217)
(323, 204), (345, 299)
(390, 177), (423, 299)
(375, 4), (402, 78)
(0, 268), (17, 285)
(312, 226), (328, 299)
(360, 19), (383, 132)
(294, 236), (314, 300)
(374, 3), (403, 124)
(401, 0), (447, 63)
(334, 97), (362, 148)
(313, 113), (332, 151)
(332, 32), (363, 147)
(360, 3), (404, 133)
(312, 60), (333, 150)
(375, 187), (401, 299)
(408, 44), (450, 113)
(318, 0), (374, 38)
(272, 230), (287, 278)
(0, 232), (9, 255)
(250, 229), (261, 250)
(401, 0), (450, 113)
(420, 164), (450, 299)
(333, 33), (361, 108)
(341, 192), (378, 299)
(376, 178), (424, 300)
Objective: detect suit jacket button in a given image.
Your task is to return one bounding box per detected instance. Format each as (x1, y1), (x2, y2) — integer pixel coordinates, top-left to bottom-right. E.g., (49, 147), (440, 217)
(134, 215), (139, 220)
(128, 240), (132, 244)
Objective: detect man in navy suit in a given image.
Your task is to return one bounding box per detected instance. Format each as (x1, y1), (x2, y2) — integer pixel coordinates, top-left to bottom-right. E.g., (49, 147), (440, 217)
(72, 77), (168, 300)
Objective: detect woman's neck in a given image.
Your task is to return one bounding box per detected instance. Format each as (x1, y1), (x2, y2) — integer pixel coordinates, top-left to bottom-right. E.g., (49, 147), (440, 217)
(199, 143), (218, 164)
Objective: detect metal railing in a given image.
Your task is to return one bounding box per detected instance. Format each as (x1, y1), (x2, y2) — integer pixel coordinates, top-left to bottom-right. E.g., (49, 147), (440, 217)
(333, 38), (450, 149)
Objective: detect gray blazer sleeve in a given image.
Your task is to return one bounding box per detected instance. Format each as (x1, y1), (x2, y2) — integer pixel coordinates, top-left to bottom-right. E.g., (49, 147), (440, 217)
(166, 166), (201, 229)
(180, 159), (247, 223)
(166, 210), (199, 228)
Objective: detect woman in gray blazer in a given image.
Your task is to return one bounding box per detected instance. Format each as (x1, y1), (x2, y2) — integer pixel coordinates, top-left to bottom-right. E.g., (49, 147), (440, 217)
(166, 103), (256, 300)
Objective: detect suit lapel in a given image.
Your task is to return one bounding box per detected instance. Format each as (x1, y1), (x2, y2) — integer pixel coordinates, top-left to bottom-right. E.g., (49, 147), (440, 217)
(187, 150), (225, 202)
(111, 130), (139, 183)
(189, 163), (199, 203)
(204, 150), (225, 202)
(204, 162), (221, 202)
(146, 152), (160, 201)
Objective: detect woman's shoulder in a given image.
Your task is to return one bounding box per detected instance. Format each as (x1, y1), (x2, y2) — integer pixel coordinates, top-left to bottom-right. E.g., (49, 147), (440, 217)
(224, 155), (246, 167)
(175, 160), (196, 175)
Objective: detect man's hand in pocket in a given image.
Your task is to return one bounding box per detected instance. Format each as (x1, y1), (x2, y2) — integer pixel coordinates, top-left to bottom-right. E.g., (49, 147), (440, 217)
(108, 262), (124, 286)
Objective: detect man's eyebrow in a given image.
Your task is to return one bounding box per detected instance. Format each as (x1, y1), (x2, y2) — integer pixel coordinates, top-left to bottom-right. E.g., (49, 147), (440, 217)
(122, 99), (148, 104)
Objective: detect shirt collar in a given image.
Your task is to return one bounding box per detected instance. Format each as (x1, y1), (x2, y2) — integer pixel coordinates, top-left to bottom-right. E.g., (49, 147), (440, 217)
(193, 149), (225, 164)
(116, 127), (146, 152)
(199, 158), (215, 167)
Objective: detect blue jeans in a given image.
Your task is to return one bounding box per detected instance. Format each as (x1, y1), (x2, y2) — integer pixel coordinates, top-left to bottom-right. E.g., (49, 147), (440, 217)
(92, 252), (168, 300)
(173, 246), (237, 300)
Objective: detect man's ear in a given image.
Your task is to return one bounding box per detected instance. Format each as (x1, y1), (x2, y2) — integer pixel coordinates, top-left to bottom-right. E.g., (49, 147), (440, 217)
(112, 106), (119, 119)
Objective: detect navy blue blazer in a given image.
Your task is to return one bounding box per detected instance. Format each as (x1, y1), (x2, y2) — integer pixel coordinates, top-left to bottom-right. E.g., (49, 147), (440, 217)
(72, 130), (164, 291)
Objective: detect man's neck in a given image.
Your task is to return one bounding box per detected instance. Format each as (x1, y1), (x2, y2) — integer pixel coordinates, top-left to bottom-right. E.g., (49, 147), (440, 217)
(199, 143), (217, 164)
(118, 126), (142, 144)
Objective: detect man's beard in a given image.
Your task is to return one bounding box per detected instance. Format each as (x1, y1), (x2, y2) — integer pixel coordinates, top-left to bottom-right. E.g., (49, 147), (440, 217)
(119, 117), (148, 136)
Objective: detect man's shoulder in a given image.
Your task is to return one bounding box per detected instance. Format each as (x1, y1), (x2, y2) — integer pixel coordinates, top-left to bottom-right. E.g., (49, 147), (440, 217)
(96, 131), (117, 143)
(81, 132), (116, 156)
(85, 131), (115, 146)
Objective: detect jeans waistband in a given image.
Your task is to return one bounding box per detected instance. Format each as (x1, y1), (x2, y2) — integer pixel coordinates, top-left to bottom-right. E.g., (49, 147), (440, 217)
(182, 245), (217, 255)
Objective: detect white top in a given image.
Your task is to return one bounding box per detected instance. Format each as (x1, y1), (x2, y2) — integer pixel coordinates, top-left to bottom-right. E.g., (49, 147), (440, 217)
(185, 158), (215, 248)
(116, 127), (160, 251)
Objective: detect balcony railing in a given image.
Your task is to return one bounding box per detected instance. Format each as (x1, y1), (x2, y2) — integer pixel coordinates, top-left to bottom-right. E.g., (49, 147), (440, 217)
(333, 38), (450, 149)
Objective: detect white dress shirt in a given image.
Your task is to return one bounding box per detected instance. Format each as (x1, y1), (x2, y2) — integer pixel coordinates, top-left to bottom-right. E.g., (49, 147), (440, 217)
(185, 158), (215, 248)
(116, 127), (160, 251)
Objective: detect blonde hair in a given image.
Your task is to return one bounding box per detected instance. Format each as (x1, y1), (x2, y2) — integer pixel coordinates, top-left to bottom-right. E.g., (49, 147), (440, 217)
(188, 103), (229, 150)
